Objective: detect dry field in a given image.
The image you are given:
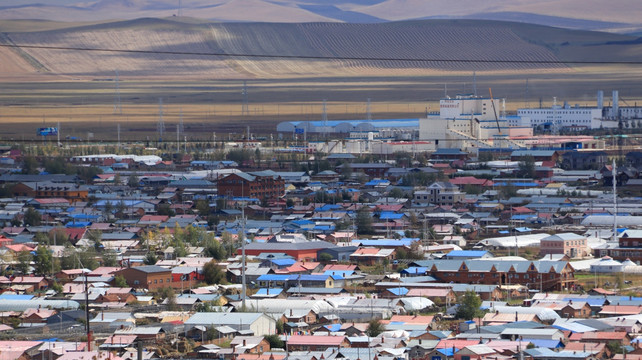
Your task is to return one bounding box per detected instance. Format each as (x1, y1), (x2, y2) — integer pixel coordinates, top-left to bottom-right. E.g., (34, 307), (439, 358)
(1, 19), (642, 141)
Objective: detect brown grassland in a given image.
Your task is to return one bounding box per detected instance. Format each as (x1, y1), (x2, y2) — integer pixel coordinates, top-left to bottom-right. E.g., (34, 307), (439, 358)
(1, 18), (642, 141)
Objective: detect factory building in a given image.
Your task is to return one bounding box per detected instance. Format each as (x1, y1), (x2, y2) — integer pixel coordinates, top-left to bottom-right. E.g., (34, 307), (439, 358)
(418, 94), (528, 152)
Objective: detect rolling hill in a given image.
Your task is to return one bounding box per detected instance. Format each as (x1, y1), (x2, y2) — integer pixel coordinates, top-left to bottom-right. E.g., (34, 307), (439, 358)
(0, 0), (641, 34)
(2, 18), (641, 80)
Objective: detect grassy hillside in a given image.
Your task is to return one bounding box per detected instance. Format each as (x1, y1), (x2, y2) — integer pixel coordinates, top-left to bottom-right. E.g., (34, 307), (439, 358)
(7, 19), (631, 80)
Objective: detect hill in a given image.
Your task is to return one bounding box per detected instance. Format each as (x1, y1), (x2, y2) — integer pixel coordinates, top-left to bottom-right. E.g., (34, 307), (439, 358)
(1, 1), (641, 34)
(2, 18), (640, 80)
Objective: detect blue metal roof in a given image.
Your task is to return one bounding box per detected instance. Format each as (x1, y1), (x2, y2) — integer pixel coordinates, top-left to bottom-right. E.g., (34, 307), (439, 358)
(401, 267), (428, 275)
(446, 250), (488, 257)
(379, 212), (404, 220)
(270, 259), (296, 266)
(387, 287), (409, 296)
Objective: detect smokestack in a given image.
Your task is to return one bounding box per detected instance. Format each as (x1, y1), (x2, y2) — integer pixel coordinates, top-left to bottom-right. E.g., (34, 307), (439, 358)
(597, 91), (604, 109)
(613, 90), (619, 118)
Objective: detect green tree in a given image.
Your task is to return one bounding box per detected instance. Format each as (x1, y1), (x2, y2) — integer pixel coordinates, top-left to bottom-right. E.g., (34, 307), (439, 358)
(16, 250), (32, 274)
(319, 253), (333, 262)
(87, 230), (102, 250)
(51, 281), (63, 294)
(21, 156), (39, 175)
(23, 207), (42, 226)
(33, 246), (55, 276)
(114, 275), (128, 288)
(144, 251), (158, 265)
(127, 173), (139, 188)
(456, 290), (484, 320)
(103, 250), (118, 267)
(366, 319), (385, 337)
(203, 260), (225, 285)
(196, 200), (210, 216)
(264, 334), (284, 349)
(517, 156), (535, 178)
(356, 207), (374, 235)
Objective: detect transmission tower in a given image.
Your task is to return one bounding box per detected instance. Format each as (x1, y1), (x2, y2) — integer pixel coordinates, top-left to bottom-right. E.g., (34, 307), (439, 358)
(158, 98), (165, 141)
(366, 98), (371, 121)
(241, 81), (249, 116)
(322, 99), (328, 137)
(179, 108), (184, 134)
(178, 0), (183, 16)
(113, 70), (122, 115)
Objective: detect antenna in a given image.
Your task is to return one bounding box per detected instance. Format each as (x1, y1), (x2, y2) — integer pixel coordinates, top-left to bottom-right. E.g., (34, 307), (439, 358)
(179, 108), (184, 134)
(113, 70), (122, 115)
(157, 98), (165, 141)
(322, 99), (328, 138)
(524, 78), (530, 108)
(241, 81), (249, 116)
(366, 98), (371, 121)
(178, 0), (183, 17)
(473, 71), (477, 97)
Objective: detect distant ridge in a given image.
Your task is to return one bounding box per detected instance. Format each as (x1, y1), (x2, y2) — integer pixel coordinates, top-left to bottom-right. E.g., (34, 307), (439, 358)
(1, 19), (641, 79)
(0, 0), (641, 34)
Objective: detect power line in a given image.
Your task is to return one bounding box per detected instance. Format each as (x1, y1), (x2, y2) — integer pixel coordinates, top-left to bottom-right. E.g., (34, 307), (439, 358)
(1, 43), (642, 65)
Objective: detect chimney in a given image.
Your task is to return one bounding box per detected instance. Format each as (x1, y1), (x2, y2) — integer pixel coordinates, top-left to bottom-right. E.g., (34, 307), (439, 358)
(243, 339), (247, 347)
(290, 309), (293, 317)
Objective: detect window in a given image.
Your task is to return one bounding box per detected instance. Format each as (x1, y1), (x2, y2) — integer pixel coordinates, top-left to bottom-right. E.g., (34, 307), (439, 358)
(134, 280), (139, 285)
(154, 279), (157, 284)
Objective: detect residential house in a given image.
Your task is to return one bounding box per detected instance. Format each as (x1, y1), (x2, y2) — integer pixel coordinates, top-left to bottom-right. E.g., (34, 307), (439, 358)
(286, 335), (348, 351)
(217, 171), (285, 201)
(113, 265), (172, 290)
(540, 233), (590, 258)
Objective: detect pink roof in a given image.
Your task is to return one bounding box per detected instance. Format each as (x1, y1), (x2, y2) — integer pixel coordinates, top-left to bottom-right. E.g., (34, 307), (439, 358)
(34, 198), (70, 204)
(407, 288), (451, 297)
(57, 351), (123, 360)
(450, 177), (492, 186)
(388, 315), (434, 324)
(352, 248), (379, 255)
(287, 335), (345, 346)
(5, 244), (34, 252)
(22, 308), (56, 319)
(89, 267), (123, 276)
(599, 305), (642, 315)
(323, 264), (357, 272)
(11, 276), (44, 284)
(437, 339), (480, 349)
(103, 334), (138, 345)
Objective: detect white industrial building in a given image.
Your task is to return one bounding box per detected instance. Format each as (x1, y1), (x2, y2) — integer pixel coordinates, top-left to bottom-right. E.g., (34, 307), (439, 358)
(419, 94), (526, 151)
(512, 91), (630, 131)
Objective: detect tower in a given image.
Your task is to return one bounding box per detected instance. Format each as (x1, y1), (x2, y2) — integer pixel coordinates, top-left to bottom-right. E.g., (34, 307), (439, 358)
(241, 81), (249, 116)
(157, 98), (165, 141)
(113, 70), (122, 115)
(366, 98), (371, 121)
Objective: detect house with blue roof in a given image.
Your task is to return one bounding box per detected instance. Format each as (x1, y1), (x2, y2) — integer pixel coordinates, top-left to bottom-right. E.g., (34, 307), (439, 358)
(445, 250), (493, 259)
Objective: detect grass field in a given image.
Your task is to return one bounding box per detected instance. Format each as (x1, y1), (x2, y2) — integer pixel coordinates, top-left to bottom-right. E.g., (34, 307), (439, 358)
(1, 65), (642, 141)
(1, 19), (642, 140)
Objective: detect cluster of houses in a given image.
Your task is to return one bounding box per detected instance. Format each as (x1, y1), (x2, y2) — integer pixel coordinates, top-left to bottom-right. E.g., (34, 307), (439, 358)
(0, 147), (640, 359)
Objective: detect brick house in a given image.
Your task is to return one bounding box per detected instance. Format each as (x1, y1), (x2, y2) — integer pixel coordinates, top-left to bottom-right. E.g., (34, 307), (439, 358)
(113, 265), (173, 290)
(540, 233), (590, 258)
(217, 171), (285, 201)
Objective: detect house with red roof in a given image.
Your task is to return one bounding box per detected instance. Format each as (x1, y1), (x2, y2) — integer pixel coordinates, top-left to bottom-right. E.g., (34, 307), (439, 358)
(21, 308), (57, 324)
(349, 247), (395, 265)
(568, 331), (631, 345)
